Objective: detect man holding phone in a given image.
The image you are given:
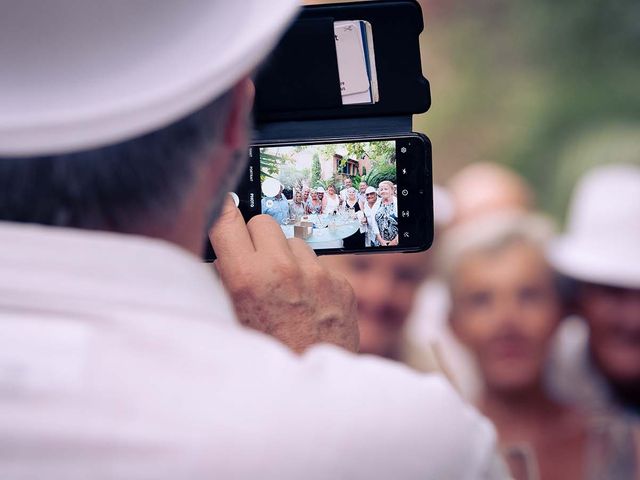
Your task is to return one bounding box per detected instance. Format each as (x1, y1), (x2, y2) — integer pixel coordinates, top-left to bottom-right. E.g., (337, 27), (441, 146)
(0, 1), (506, 478)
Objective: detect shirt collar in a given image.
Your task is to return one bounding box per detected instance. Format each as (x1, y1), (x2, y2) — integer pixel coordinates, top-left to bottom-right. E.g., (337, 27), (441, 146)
(0, 221), (237, 325)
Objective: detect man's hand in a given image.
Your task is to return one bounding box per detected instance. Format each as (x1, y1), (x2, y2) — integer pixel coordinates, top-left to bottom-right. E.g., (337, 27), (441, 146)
(209, 197), (359, 354)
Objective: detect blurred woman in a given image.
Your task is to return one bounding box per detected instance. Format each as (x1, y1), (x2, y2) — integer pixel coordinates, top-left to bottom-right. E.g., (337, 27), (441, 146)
(306, 189), (322, 214)
(443, 214), (588, 480)
(322, 183), (342, 214)
(289, 190), (305, 220)
(375, 180), (398, 247)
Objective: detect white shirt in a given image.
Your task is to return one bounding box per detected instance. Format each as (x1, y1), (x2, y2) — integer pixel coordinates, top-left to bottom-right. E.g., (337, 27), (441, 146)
(0, 221), (506, 480)
(363, 199), (381, 245)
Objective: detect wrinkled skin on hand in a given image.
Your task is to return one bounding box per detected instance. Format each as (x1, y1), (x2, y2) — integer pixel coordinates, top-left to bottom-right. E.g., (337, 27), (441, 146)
(210, 198), (359, 353)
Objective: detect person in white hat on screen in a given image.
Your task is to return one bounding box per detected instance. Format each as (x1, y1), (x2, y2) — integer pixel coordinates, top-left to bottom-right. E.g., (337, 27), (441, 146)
(260, 178), (289, 225)
(0, 2), (507, 479)
(547, 164), (640, 420)
(362, 185), (381, 246)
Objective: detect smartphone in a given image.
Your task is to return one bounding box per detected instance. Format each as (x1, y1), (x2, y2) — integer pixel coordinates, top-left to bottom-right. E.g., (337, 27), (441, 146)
(205, 134), (433, 260)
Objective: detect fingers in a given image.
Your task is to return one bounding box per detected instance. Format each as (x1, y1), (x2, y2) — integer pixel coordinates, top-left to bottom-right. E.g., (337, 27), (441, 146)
(210, 196), (308, 267)
(287, 237), (318, 266)
(246, 214), (291, 256)
(209, 196), (255, 262)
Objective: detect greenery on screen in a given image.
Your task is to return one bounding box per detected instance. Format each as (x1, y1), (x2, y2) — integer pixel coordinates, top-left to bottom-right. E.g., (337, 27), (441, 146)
(260, 141), (396, 194)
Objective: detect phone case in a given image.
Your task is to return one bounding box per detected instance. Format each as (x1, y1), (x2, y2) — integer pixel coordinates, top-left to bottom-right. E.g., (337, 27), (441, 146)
(253, 0), (430, 135)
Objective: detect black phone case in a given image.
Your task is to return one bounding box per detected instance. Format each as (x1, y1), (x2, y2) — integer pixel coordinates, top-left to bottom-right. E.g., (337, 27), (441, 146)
(254, 0), (430, 124)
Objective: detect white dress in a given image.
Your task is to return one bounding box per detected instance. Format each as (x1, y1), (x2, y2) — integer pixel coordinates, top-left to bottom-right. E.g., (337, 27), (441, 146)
(0, 221), (508, 480)
(323, 193), (340, 214)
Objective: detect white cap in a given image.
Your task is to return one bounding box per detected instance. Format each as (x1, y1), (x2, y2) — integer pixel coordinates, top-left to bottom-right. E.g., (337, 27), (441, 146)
(364, 186), (377, 195)
(0, 0), (299, 157)
(316, 186), (326, 193)
(262, 178), (283, 198)
(548, 164), (640, 289)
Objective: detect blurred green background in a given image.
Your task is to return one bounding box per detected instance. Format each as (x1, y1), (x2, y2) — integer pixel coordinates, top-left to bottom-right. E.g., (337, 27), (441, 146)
(416, 0), (640, 222)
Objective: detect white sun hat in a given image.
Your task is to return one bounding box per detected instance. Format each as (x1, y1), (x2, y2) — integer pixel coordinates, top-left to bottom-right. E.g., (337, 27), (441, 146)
(364, 186), (377, 195)
(262, 178), (283, 198)
(316, 186), (326, 193)
(0, 0), (299, 157)
(548, 163), (640, 289)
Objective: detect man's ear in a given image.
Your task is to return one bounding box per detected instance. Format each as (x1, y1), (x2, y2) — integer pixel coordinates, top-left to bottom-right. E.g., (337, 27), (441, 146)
(222, 77), (255, 151)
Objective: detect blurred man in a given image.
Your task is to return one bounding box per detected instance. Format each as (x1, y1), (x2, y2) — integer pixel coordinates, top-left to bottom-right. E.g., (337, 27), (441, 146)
(448, 162), (533, 226)
(548, 164), (640, 419)
(321, 253), (433, 362)
(321, 186), (453, 366)
(0, 2), (506, 479)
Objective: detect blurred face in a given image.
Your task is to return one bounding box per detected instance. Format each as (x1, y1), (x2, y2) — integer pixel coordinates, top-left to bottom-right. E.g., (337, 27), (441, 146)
(348, 189), (357, 201)
(310, 191), (318, 201)
(379, 183), (392, 200)
(321, 253), (431, 358)
(328, 185), (336, 195)
(344, 179), (353, 188)
(366, 192), (377, 206)
(303, 188), (310, 199)
(318, 192), (324, 200)
(360, 182), (367, 193)
(450, 242), (562, 395)
(295, 192), (302, 203)
(578, 284), (640, 387)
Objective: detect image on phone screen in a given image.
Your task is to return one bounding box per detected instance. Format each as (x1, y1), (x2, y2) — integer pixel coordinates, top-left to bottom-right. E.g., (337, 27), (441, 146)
(205, 135), (433, 260)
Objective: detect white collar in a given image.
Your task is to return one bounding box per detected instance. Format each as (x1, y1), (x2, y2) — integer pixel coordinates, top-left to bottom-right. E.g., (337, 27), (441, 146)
(0, 221), (236, 325)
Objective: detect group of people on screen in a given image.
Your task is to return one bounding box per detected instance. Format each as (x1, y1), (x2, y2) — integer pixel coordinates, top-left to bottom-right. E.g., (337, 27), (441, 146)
(262, 176), (400, 248)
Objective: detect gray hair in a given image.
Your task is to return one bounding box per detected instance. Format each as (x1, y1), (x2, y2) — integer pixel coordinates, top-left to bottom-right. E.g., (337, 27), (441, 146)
(439, 212), (555, 282)
(0, 91), (233, 232)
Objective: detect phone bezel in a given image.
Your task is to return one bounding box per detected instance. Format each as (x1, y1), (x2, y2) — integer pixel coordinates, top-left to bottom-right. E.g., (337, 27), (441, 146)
(204, 133), (433, 261)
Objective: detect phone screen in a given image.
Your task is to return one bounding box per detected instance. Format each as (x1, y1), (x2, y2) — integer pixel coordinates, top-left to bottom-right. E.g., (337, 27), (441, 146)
(205, 134), (433, 260)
